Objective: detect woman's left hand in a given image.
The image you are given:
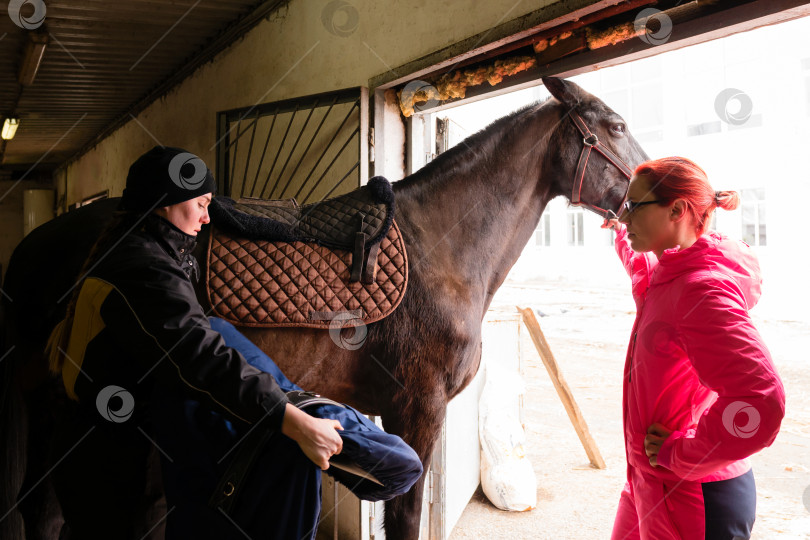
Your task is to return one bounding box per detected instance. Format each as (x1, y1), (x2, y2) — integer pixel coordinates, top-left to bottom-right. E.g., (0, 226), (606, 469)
(644, 423), (673, 467)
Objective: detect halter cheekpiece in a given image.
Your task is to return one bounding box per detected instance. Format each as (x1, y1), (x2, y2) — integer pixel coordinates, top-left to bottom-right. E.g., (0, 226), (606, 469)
(568, 111), (633, 219)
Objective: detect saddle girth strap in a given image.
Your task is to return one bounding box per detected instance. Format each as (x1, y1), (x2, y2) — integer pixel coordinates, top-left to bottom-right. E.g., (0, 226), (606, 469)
(208, 391), (345, 516)
(350, 212), (377, 283)
(285, 390), (346, 410)
(351, 231), (367, 282)
(361, 240), (381, 284)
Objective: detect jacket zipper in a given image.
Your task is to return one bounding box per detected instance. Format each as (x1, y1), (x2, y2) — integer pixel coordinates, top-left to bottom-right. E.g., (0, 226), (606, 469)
(629, 296), (646, 383)
(629, 331), (637, 382)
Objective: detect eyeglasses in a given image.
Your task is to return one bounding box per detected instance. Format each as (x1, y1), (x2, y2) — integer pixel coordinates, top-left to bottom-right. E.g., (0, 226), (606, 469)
(621, 199), (662, 215)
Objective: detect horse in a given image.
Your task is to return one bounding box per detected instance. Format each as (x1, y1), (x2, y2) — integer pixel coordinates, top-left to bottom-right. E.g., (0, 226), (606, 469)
(0, 76), (647, 540)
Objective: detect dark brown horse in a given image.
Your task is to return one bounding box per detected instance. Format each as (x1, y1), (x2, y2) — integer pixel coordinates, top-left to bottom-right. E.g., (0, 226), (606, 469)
(0, 77), (647, 539)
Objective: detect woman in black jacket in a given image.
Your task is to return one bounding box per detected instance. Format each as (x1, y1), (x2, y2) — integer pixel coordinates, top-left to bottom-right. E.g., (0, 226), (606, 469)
(48, 146), (420, 539)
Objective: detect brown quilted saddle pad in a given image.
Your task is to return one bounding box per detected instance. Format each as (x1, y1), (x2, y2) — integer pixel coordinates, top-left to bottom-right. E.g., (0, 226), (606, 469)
(206, 189), (408, 329)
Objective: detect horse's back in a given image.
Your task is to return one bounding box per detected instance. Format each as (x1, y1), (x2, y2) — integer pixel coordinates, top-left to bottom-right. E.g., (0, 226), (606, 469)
(4, 197), (119, 344)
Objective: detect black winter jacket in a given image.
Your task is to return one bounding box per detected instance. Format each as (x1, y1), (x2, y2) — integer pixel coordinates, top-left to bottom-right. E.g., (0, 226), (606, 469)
(58, 212), (289, 429)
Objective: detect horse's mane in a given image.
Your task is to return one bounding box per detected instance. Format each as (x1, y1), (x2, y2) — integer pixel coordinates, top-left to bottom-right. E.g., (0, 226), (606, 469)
(396, 96), (553, 188)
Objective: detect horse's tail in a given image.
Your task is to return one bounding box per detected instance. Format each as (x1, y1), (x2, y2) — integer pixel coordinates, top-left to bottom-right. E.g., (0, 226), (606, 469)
(0, 275), (27, 540)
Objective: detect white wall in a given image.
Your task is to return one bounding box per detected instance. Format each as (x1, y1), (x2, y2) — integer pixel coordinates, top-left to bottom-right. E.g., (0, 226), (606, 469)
(0, 180), (53, 284)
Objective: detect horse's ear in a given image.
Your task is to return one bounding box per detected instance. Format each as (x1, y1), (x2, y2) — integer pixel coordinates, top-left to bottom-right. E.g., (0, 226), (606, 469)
(542, 77), (584, 109)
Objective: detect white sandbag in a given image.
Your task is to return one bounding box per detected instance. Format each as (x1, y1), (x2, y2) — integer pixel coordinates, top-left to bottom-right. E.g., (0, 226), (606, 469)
(479, 365), (537, 512)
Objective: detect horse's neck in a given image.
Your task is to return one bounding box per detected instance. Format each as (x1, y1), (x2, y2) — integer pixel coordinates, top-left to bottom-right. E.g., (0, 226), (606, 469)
(394, 107), (559, 316)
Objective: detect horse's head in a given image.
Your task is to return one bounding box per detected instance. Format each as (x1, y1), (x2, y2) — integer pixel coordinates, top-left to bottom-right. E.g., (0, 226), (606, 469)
(541, 76), (649, 219)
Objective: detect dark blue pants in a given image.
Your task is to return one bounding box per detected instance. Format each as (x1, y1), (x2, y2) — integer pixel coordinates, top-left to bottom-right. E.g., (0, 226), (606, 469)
(152, 317), (422, 540)
(702, 468), (757, 540)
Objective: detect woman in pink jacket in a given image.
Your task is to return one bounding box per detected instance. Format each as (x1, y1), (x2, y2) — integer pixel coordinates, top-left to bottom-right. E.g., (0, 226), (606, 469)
(604, 157), (785, 539)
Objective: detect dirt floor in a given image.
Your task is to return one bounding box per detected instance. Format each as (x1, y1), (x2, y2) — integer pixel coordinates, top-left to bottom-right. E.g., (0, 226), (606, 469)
(448, 280), (810, 540)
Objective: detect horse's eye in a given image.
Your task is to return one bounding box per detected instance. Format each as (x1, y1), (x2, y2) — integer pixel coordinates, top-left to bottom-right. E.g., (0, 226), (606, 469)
(611, 123), (626, 135)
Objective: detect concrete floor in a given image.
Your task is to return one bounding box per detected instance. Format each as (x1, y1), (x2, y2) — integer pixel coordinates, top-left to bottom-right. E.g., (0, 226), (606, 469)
(448, 281), (810, 539)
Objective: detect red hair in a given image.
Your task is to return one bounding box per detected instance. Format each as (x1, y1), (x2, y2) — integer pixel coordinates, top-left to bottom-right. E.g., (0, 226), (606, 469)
(634, 157), (739, 235)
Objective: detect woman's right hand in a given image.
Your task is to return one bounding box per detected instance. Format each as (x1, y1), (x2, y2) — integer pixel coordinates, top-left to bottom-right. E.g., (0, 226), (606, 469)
(602, 218), (619, 230)
(281, 403), (343, 470)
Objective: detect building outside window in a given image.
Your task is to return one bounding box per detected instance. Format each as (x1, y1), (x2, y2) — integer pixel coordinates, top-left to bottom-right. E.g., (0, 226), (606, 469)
(683, 40), (765, 137)
(535, 213), (551, 247)
(740, 188), (766, 246)
(604, 225), (615, 246)
(567, 208), (584, 246)
(804, 57), (810, 116)
(600, 60), (664, 145)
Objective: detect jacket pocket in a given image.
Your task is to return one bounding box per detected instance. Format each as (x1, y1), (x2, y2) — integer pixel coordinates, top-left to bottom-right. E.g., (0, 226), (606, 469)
(661, 478), (704, 540)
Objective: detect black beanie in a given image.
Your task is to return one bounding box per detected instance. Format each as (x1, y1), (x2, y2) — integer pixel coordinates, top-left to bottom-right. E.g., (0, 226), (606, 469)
(120, 146), (217, 212)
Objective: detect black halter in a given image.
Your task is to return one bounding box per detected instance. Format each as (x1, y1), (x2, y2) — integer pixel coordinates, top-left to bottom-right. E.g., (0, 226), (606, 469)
(567, 111), (633, 219)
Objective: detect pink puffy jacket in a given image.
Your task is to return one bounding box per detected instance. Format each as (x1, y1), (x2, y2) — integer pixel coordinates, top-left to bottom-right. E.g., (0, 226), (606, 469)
(610, 224), (785, 540)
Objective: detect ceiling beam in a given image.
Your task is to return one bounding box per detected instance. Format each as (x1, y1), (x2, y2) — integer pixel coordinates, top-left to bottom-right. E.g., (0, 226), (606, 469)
(55, 0), (290, 173)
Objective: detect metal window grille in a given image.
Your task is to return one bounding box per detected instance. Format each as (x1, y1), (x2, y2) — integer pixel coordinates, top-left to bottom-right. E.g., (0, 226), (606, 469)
(215, 87), (368, 203)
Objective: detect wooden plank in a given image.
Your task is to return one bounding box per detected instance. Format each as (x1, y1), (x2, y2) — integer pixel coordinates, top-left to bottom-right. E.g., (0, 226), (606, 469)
(534, 33), (588, 66)
(517, 306), (606, 469)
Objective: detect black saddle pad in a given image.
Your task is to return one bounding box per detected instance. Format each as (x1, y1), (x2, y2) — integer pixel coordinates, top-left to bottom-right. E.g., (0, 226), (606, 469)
(208, 176), (394, 250)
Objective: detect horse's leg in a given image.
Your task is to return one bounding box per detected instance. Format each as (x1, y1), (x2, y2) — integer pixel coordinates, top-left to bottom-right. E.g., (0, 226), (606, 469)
(0, 364), (27, 540)
(18, 384), (65, 540)
(380, 391), (446, 540)
(17, 478), (62, 540)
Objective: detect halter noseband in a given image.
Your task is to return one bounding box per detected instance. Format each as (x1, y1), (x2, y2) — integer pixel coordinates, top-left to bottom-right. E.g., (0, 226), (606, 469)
(568, 111), (633, 219)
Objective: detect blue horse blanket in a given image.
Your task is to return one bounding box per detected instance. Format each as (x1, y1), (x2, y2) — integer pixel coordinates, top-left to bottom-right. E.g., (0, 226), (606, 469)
(152, 317), (422, 540)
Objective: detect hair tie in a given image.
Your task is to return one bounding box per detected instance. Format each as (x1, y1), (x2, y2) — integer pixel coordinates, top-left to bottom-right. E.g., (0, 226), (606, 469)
(714, 191), (722, 206)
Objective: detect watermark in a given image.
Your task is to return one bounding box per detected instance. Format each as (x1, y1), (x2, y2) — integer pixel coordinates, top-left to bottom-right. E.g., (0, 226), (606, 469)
(311, 311), (367, 350)
(96, 385), (135, 423)
(168, 152), (208, 190)
(7, 0), (46, 30)
(803, 484), (810, 513)
(0, 345), (16, 364)
(329, 312), (367, 350)
(321, 0), (359, 37)
(634, 8), (673, 46)
(721, 401), (760, 439)
(714, 88), (753, 126)
(399, 80), (441, 115)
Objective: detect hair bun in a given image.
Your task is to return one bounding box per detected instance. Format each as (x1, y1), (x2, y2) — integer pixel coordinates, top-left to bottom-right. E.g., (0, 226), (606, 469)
(714, 190), (740, 211)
